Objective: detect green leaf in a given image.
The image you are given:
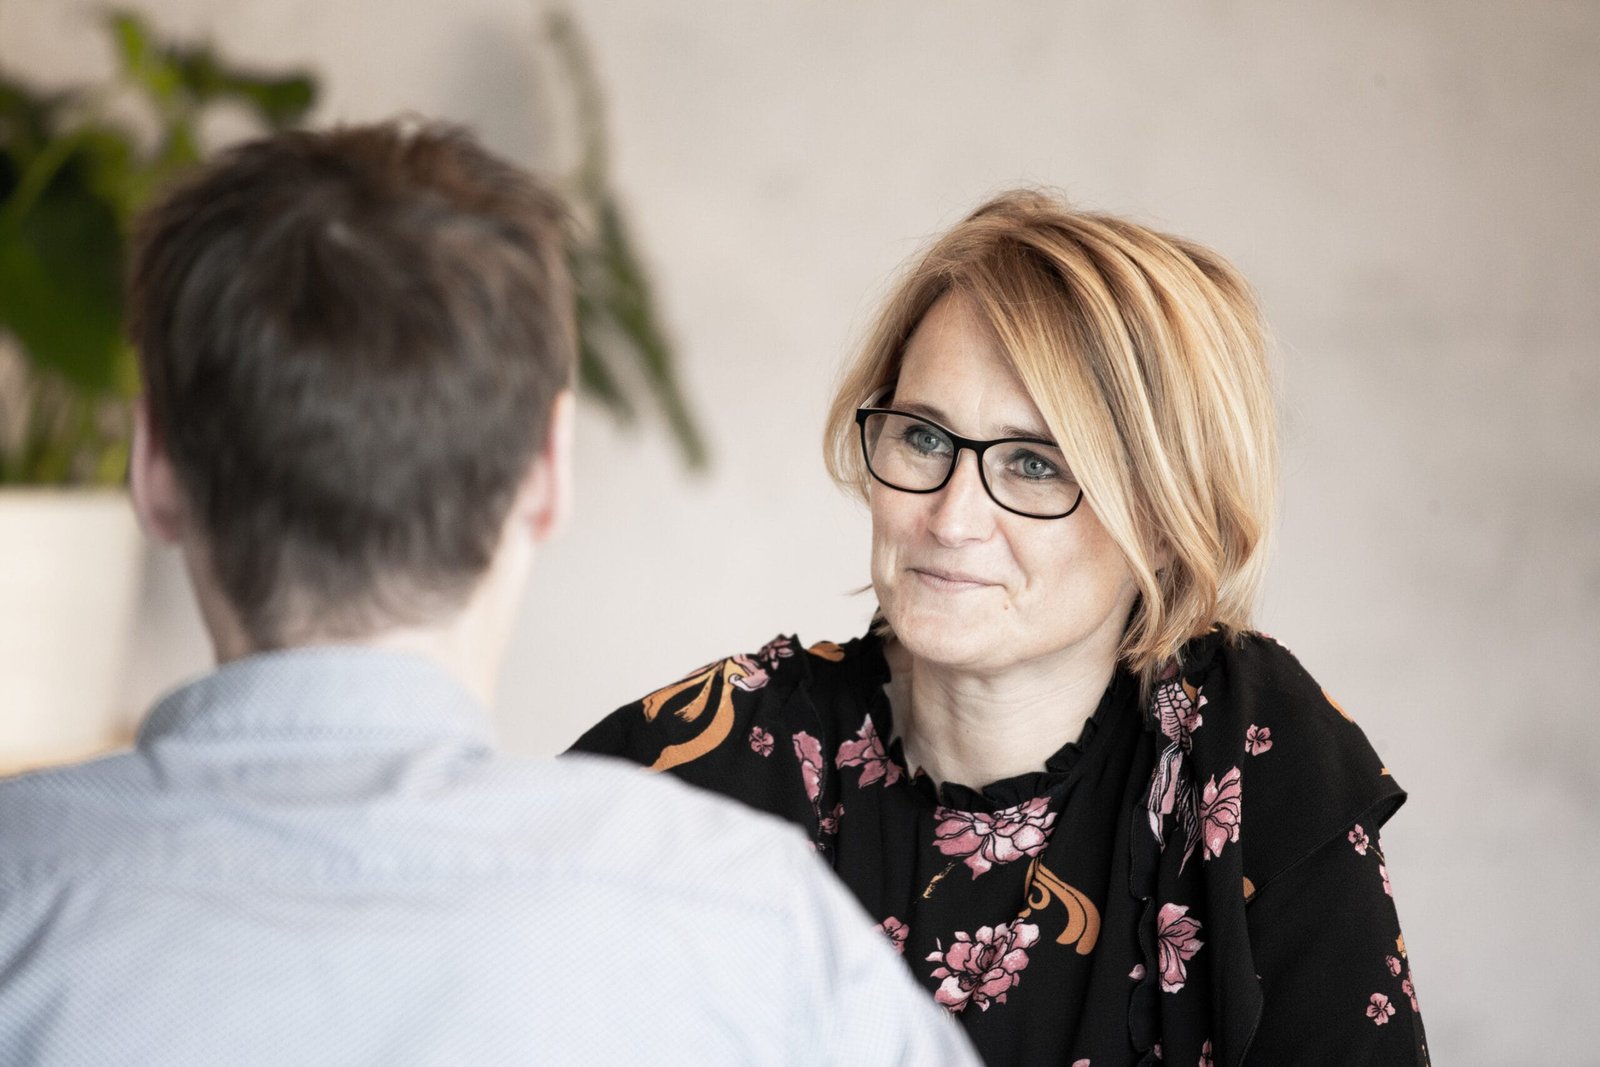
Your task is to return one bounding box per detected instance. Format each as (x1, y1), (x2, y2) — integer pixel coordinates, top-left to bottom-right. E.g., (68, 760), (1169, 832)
(108, 10), (151, 72)
(589, 196), (708, 467)
(229, 74), (317, 128)
(163, 43), (317, 128)
(576, 333), (636, 421)
(0, 10), (321, 484)
(572, 264), (635, 419)
(70, 126), (138, 219)
(0, 171), (128, 396)
(108, 10), (182, 114)
(108, 11), (146, 71)
(0, 75), (62, 164)
(106, 9), (317, 130)
(214, 72), (316, 128)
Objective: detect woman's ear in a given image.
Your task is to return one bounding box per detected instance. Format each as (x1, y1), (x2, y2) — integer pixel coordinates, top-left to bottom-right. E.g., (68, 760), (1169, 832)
(519, 389), (575, 544)
(128, 397), (187, 545)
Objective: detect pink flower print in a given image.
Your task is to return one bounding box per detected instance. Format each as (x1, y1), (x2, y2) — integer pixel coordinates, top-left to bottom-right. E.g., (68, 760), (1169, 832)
(1244, 723), (1273, 755)
(1153, 677), (1206, 749)
(793, 732), (825, 806)
(1367, 992), (1395, 1025)
(1146, 675), (1204, 851)
(754, 636), (795, 670)
(1128, 964), (1146, 980)
(729, 654), (771, 692)
(1380, 864), (1392, 896)
(1198, 766), (1242, 862)
(1348, 824), (1370, 855)
(1198, 1039), (1215, 1067)
(1155, 903), (1204, 993)
(726, 639), (795, 693)
(793, 731), (838, 847)
(1385, 955), (1402, 976)
(1178, 785), (1202, 869)
(932, 797), (1057, 878)
(835, 715), (903, 787)
(1147, 744), (1185, 841)
(1401, 978), (1419, 1013)
(925, 920), (1040, 1013)
(748, 726), (774, 757)
(878, 917), (909, 955)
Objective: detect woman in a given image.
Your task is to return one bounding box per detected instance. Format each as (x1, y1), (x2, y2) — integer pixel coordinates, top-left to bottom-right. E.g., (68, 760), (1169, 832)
(572, 191), (1427, 1065)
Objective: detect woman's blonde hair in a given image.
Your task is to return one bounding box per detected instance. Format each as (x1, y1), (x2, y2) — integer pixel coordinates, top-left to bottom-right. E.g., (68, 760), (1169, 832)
(824, 190), (1278, 683)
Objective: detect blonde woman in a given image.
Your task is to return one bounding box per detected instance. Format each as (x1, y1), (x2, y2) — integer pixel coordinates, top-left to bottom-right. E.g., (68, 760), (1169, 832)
(573, 192), (1427, 1065)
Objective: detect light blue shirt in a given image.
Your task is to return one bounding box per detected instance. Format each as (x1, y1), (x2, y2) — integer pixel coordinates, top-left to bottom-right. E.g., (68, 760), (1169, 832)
(0, 648), (974, 1065)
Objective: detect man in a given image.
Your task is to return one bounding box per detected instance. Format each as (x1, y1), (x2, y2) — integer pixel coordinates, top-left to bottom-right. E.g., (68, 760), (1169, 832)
(0, 123), (972, 1064)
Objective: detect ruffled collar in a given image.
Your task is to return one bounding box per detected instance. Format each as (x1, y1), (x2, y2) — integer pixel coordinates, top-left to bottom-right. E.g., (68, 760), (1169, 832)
(846, 631), (1140, 813)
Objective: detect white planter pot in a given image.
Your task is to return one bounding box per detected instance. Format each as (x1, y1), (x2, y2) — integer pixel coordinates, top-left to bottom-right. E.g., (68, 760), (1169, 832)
(0, 490), (144, 774)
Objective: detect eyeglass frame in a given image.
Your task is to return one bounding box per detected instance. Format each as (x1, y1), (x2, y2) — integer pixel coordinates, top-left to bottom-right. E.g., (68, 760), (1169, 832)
(853, 402), (1085, 520)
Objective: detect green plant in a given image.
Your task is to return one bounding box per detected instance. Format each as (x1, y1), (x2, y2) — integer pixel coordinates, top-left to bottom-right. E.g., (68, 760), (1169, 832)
(548, 10), (707, 469)
(0, 8), (707, 485)
(0, 11), (315, 485)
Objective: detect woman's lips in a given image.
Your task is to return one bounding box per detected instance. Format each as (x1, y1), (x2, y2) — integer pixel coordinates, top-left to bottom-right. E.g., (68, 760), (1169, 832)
(911, 567), (993, 591)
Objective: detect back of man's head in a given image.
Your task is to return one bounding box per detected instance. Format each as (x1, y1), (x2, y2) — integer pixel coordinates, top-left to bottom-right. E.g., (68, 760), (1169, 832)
(127, 122), (572, 648)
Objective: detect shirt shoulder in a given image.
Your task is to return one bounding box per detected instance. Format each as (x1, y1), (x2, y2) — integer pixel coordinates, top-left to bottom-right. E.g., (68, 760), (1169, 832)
(529, 752), (822, 896)
(568, 632), (879, 835)
(0, 741), (797, 914)
(0, 739), (969, 1062)
(0, 744), (830, 971)
(0, 751), (159, 882)
(463, 754), (979, 1064)
(569, 633), (872, 768)
(1182, 631), (1407, 896)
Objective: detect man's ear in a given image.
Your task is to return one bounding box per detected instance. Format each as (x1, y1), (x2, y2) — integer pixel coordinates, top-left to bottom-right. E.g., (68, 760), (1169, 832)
(128, 397), (187, 545)
(518, 389), (574, 544)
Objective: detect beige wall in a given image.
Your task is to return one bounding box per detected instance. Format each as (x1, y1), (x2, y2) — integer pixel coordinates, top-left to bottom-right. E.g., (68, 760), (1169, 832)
(4, 2), (1595, 1060)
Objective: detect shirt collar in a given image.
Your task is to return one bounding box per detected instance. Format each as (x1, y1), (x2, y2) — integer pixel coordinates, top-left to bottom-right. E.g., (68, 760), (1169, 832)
(137, 646), (496, 749)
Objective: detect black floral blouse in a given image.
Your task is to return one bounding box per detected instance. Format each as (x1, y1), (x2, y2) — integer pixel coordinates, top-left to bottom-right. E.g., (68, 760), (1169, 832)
(571, 629), (1429, 1066)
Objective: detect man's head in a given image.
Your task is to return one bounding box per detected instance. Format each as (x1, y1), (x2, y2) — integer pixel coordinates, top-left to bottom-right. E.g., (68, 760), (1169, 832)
(127, 122), (574, 652)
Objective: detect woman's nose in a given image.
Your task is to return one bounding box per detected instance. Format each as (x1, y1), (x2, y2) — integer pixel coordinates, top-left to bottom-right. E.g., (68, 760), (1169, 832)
(926, 450), (995, 546)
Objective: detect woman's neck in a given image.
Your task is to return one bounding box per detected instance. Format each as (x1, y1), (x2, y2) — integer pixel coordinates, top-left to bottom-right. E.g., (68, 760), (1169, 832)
(885, 639), (1119, 792)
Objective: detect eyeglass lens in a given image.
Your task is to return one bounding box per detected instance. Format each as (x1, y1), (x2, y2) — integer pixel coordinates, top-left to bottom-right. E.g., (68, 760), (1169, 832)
(860, 411), (1080, 518)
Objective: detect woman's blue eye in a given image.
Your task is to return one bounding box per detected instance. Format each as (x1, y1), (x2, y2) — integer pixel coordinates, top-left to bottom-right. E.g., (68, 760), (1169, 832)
(902, 426), (949, 455)
(1011, 450), (1060, 479)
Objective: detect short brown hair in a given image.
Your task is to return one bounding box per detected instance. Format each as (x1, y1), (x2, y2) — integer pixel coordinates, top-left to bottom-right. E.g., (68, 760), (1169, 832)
(127, 121), (574, 645)
(825, 190), (1277, 683)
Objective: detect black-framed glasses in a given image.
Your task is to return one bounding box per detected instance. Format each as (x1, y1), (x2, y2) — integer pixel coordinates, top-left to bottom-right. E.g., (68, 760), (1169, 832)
(855, 404), (1084, 519)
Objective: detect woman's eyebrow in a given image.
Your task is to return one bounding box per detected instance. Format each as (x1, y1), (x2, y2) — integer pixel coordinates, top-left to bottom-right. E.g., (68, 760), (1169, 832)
(997, 422), (1057, 443)
(894, 399), (956, 427)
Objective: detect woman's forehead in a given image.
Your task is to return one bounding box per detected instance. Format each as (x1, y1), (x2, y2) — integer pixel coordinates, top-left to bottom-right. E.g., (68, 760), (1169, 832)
(895, 294), (1052, 440)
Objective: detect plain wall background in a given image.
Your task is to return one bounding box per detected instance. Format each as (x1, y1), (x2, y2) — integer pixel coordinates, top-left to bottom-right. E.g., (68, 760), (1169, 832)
(4, 2), (1595, 1061)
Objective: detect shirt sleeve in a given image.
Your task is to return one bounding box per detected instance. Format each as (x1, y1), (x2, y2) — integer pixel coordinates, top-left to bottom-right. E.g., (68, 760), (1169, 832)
(785, 845), (981, 1067)
(1243, 819), (1430, 1066)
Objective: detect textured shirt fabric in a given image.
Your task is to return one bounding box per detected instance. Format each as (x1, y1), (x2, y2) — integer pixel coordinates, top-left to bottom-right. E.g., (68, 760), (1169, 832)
(0, 648), (976, 1066)
(573, 631), (1430, 1066)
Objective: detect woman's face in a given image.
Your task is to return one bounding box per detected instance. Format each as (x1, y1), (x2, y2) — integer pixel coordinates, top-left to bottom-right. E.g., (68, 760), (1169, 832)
(869, 293), (1140, 682)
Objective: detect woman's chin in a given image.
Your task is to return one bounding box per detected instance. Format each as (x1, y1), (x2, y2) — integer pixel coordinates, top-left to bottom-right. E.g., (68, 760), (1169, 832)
(888, 612), (996, 672)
